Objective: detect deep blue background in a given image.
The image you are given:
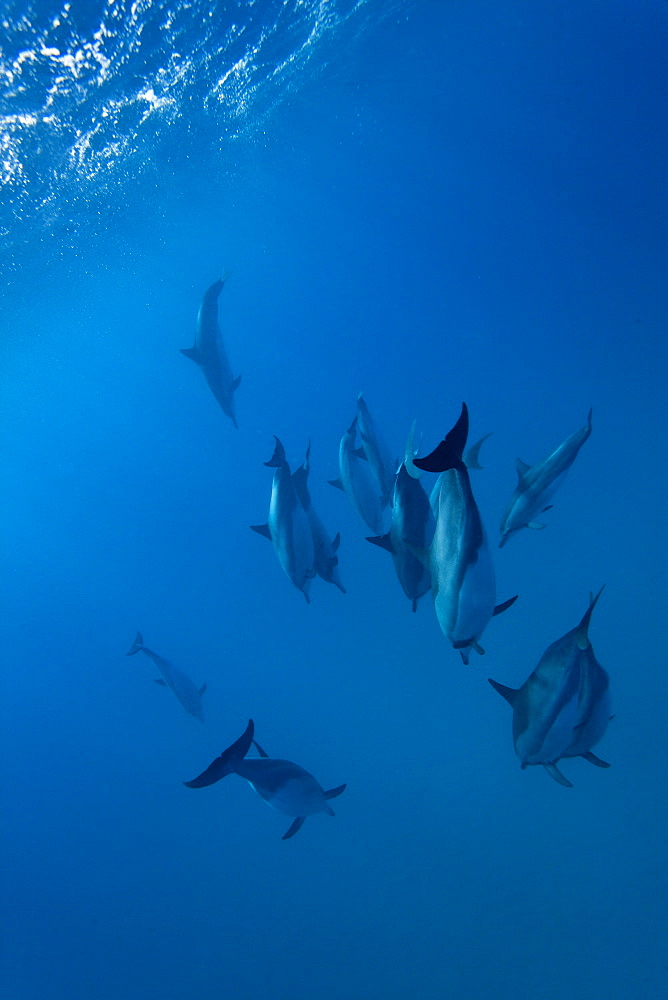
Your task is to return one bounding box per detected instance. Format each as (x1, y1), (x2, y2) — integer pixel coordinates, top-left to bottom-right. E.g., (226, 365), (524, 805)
(1, 2), (666, 998)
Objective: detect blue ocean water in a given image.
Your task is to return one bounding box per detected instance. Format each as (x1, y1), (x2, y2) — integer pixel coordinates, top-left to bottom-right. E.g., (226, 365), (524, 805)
(1, 1), (666, 997)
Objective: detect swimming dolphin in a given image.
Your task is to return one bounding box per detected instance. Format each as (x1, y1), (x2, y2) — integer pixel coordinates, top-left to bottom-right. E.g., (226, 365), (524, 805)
(126, 632), (206, 721)
(180, 275), (241, 428)
(251, 438), (315, 603)
(366, 422), (434, 611)
(184, 720), (346, 840)
(499, 410), (592, 547)
(488, 587), (611, 787)
(356, 393), (396, 508)
(292, 443), (346, 593)
(329, 416), (390, 535)
(413, 404), (517, 663)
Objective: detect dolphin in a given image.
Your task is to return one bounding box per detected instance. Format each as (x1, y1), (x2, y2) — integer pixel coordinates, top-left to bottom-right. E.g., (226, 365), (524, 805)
(251, 438), (315, 603)
(126, 632), (206, 721)
(292, 444), (346, 593)
(356, 393), (396, 508)
(184, 720), (346, 840)
(366, 422), (435, 611)
(329, 416), (390, 535)
(413, 404), (517, 663)
(180, 275), (241, 428)
(488, 588), (611, 786)
(499, 410), (592, 547)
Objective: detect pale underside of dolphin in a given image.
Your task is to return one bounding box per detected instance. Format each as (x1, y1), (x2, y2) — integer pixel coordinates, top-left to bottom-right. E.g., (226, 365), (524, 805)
(181, 275), (241, 428)
(126, 631), (206, 721)
(412, 403), (517, 662)
(499, 409), (592, 547)
(251, 437), (316, 603)
(488, 587), (611, 787)
(183, 720), (346, 839)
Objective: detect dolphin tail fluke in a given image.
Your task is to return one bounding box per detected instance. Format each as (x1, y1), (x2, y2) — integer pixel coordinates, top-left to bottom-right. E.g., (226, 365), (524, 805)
(581, 751), (611, 768)
(126, 631), (144, 656)
(282, 816), (306, 840)
(576, 585), (605, 649)
(543, 762), (573, 788)
(488, 678), (518, 706)
(180, 346), (201, 364)
(413, 403), (469, 474)
(464, 432), (493, 471)
(324, 784), (346, 800)
(493, 595), (518, 616)
(264, 436), (286, 468)
(183, 719), (254, 788)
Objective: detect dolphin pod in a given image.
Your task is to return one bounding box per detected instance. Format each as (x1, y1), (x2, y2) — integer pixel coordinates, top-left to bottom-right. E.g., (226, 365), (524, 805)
(184, 720), (346, 840)
(488, 588), (611, 786)
(126, 632), (207, 721)
(181, 276), (241, 428)
(499, 409), (593, 547)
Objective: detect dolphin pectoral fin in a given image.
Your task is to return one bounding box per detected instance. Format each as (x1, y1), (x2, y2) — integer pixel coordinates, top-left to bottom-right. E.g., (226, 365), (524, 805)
(366, 532), (395, 554)
(515, 458), (531, 481)
(464, 432), (493, 470)
(324, 784), (346, 800)
(184, 720), (254, 788)
(232, 375), (241, 391)
(581, 751), (611, 768)
(199, 683), (207, 696)
(332, 532), (341, 552)
(328, 478), (344, 491)
(527, 521), (547, 530)
(472, 641), (485, 656)
(543, 762), (573, 788)
(153, 678), (167, 686)
(180, 347), (201, 364)
(488, 678), (518, 705)
(541, 505), (554, 513)
(252, 740), (269, 758)
(250, 523), (271, 540)
(459, 648), (471, 665)
(282, 816), (306, 840)
(126, 631), (144, 656)
(493, 594), (518, 616)
(353, 446), (367, 460)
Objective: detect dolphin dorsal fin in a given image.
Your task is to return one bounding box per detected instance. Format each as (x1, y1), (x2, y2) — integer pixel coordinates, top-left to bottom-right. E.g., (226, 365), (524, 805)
(515, 457), (531, 481)
(464, 432), (493, 471)
(488, 678), (518, 706)
(180, 346), (201, 364)
(576, 585), (605, 649)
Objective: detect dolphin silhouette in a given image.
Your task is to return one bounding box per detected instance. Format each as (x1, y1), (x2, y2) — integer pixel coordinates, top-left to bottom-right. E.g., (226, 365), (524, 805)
(292, 443), (346, 593)
(356, 393), (396, 508)
(499, 410), (592, 546)
(329, 416), (390, 535)
(251, 438), (315, 603)
(184, 720), (346, 840)
(488, 588), (611, 786)
(181, 275), (241, 428)
(126, 632), (206, 721)
(413, 404), (517, 662)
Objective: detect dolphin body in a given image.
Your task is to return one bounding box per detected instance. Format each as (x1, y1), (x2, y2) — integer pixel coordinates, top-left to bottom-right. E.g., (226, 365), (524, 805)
(499, 410), (592, 547)
(292, 444), (346, 593)
(126, 632), (206, 721)
(413, 404), (517, 663)
(329, 416), (390, 535)
(251, 438), (315, 603)
(356, 393), (396, 508)
(489, 588), (611, 787)
(181, 276), (241, 428)
(184, 720), (346, 840)
(367, 422), (435, 612)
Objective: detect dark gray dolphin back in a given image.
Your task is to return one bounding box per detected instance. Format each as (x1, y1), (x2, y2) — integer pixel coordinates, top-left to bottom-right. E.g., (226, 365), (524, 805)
(184, 720), (254, 788)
